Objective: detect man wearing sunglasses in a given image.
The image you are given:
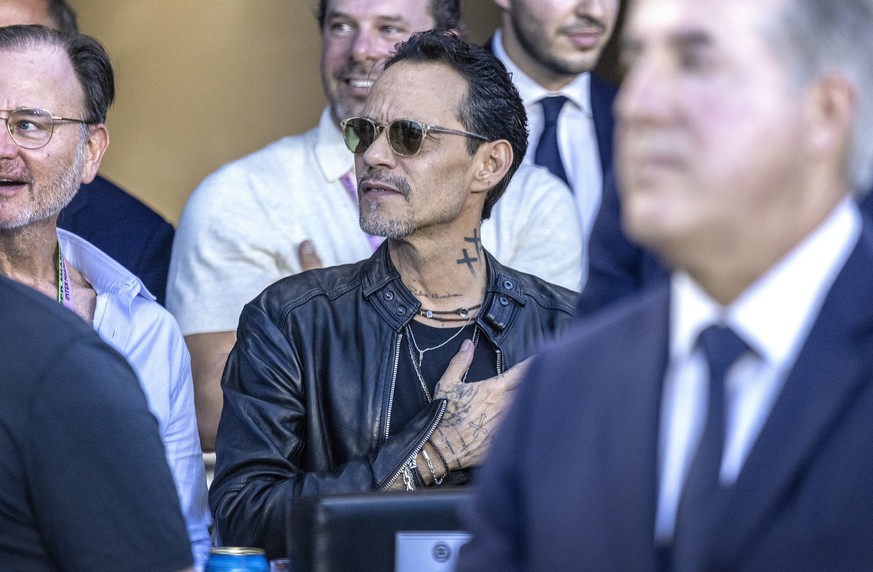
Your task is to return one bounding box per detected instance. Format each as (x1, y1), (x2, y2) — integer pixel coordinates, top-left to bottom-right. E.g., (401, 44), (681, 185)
(209, 30), (576, 558)
(168, 0), (583, 453)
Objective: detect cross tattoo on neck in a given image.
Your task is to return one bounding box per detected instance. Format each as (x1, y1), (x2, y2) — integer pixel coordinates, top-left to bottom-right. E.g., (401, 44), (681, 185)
(456, 230), (482, 274)
(465, 229), (482, 258)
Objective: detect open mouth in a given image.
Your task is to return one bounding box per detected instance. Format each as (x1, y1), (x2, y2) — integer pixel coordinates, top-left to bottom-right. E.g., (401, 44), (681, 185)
(0, 176), (29, 198)
(0, 177), (27, 188)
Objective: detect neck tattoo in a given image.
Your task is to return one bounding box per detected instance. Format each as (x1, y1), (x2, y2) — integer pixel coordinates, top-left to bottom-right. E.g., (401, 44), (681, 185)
(456, 229), (484, 275)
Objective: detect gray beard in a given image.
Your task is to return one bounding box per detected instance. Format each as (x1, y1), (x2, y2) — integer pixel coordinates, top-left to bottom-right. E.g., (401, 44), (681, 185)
(0, 143), (86, 230)
(359, 206), (416, 240)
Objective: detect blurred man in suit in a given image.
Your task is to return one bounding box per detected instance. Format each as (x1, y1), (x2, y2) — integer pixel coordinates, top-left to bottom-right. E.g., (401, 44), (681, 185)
(460, 0), (873, 569)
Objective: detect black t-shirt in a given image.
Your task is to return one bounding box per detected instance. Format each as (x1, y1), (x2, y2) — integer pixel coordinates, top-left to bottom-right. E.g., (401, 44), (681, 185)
(391, 320), (498, 434)
(0, 276), (193, 571)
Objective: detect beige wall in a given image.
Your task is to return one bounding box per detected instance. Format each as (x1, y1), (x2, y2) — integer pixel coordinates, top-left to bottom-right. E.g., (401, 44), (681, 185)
(68, 1), (501, 225)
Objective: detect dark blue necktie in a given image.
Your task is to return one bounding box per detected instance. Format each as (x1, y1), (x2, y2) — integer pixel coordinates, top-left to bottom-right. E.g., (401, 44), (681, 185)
(534, 96), (570, 187)
(671, 324), (750, 570)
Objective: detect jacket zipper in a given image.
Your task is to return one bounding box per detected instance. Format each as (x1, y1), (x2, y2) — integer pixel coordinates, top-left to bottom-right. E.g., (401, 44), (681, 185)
(496, 348), (503, 375)
(383, 332), (403, 441)
(380, 399), (448, 491)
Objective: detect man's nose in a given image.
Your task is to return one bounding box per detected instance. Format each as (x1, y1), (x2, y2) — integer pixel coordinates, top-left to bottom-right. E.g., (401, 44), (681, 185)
(0, 120), (21, 157)
(350, 30), (381, 64)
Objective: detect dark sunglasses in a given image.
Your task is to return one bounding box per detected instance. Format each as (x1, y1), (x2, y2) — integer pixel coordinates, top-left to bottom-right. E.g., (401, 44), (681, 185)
(341, 116), (488, 157)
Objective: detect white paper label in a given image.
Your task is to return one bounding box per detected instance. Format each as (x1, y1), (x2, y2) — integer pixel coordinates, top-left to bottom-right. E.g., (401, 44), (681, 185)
(395, 531), (472, 572)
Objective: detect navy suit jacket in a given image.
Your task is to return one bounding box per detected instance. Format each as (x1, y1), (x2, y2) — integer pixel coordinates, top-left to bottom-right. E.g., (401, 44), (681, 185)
(460, 219), (873, 571)
(589, 74), (617, 177)
(577, 172), (670, 315)
(57, 174), (174, 305)
(580, 178), (873, 318)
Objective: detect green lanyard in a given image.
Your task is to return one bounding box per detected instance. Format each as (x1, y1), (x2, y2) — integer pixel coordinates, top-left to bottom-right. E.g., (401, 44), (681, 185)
(57, 246), (73, 309)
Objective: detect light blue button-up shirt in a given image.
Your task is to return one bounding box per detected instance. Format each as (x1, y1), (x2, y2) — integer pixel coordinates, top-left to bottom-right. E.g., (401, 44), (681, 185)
(59, 229), (211, 568)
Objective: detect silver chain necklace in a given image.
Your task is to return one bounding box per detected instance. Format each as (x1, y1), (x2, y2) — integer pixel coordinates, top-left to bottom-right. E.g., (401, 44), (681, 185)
(405, 323), (480, 401)
(407, 319), (472, 367)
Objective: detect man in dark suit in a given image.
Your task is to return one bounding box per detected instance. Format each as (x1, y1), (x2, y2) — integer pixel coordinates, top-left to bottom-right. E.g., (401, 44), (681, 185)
(458, 0), (873, 569)
(488, 0), (619, 279)
(0, 0), (174, 304)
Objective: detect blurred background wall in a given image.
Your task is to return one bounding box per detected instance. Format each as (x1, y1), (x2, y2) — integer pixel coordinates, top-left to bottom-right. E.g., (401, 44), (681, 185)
(67, 1), (503, 225)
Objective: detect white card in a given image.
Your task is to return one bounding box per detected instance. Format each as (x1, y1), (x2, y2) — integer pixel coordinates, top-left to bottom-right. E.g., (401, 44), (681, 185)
(395, 531), (472, 572)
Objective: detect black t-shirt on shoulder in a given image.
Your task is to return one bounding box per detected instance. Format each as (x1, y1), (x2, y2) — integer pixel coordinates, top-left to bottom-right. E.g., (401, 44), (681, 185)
(0, 276), (193, 571)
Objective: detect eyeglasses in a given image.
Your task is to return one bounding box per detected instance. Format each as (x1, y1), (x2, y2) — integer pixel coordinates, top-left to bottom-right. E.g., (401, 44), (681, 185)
(0, 108), (92, 150)
(341, 117), (488, 157)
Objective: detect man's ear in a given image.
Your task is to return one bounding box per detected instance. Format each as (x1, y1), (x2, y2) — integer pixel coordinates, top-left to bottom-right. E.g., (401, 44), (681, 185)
(81, 124), (109, 185)
(806, 73), (855, 160)
(470, 139), (513, 195)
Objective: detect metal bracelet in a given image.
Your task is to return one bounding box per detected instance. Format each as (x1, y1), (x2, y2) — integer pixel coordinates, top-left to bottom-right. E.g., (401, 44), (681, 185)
(401, 466), (414, 491)
(431, 441), (451, 475)
(421, 447), (445, 486)
(402, 455), (426, 491)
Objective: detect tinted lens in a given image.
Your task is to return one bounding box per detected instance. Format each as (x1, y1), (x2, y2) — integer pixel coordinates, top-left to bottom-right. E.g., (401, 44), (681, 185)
(388, 119), (425, 156)
(8, 108), (53, 148)
(342, 118), (376, 154)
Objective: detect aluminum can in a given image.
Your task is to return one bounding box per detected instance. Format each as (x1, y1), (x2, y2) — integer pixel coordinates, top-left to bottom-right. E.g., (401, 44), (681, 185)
(205, 547), (269, 572)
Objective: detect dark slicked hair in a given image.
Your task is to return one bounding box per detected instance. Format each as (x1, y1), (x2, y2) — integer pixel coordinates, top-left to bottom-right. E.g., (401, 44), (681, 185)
(316, 0), (461, 33)
(46, 0), (79, 34)
(0, 25), (114, 124)
(383, 30), (528, 220)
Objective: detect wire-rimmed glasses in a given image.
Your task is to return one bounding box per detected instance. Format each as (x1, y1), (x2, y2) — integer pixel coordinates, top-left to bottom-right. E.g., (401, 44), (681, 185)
(0, 107), (92, 149)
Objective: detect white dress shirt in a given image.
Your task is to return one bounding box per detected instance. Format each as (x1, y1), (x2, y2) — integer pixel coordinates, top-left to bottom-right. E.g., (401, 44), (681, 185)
(59, 229), (212, 568)
(654, 198), (862, 542)
(493, 29), (604, 278)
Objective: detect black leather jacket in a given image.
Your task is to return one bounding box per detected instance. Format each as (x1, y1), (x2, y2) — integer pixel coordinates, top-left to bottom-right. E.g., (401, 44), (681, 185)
(209, 244), (576, 557)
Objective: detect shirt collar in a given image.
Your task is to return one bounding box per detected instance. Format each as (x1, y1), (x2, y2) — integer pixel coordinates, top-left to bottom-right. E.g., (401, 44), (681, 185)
(671, 196), (861, 369)
(314, 106), (355, 182)
(492, 28), (592, 117)
(56, 228), (150, 302)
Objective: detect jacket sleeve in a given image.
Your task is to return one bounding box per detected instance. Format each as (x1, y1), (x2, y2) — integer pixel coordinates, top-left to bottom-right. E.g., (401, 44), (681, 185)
(209, 302), (445, 559)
